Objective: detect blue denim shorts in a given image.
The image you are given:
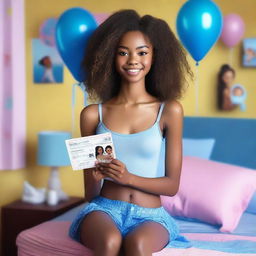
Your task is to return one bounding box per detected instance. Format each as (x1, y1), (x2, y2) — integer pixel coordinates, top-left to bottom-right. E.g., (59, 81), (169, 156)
(69, 195), (192, 249)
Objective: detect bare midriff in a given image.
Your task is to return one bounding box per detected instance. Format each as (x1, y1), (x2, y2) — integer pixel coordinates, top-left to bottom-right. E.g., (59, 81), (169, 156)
(100, 180), (162, 208)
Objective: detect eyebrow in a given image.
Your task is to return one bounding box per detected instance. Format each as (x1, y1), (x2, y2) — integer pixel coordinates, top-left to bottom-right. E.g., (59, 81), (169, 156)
(118, 45), (149, 50)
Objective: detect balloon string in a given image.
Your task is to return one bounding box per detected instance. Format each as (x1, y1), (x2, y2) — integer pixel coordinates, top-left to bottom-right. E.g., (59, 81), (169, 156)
(71, 83), (77, 138)
(79, 82), (88, 106)
(71, 82), (88, 138)
(195, 62), (199, 116)
(229, 47), (234, 66)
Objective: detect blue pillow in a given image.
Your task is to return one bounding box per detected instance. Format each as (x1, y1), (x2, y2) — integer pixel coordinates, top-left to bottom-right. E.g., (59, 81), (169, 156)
(182, 138), (215, 160)
(246, 192), (256, 214)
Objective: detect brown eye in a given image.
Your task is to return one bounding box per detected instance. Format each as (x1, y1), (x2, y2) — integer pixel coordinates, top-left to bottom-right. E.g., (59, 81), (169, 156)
(138, 51), (148, 56)
(118, 51), (128, 56)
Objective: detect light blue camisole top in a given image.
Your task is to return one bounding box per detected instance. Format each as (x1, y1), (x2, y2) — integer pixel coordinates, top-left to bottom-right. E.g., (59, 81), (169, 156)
(96, 103), (166, 182)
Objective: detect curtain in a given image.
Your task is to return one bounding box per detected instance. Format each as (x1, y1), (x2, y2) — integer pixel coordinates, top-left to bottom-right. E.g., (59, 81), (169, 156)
(0, 0), (26, 170)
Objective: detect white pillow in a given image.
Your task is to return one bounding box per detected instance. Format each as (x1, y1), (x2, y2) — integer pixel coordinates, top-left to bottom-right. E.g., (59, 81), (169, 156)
(182, 138), (215, 160)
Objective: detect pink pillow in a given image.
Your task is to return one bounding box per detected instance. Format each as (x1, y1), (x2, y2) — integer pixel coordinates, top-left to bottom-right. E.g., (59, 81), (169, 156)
(160, 156), (256, 232)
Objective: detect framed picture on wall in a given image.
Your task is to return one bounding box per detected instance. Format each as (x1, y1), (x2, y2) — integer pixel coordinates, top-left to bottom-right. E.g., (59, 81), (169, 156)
(242, 38), (256, 67)
(32, 38), (63, 84)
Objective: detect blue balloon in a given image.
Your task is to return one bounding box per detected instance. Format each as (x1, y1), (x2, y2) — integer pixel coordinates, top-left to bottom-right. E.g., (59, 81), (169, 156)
(55, 8), (98, 82)
(176, 0), (223, 64)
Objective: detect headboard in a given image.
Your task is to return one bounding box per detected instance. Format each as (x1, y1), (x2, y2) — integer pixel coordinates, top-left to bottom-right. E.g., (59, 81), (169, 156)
(183, 117), (256, 170)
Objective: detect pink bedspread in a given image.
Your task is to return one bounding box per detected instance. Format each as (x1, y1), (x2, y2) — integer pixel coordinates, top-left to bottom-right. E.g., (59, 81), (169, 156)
(16, 221), (256, 256)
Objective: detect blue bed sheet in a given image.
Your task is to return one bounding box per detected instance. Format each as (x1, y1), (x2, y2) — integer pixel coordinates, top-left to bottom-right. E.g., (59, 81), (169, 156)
(173, 212), (256, 236)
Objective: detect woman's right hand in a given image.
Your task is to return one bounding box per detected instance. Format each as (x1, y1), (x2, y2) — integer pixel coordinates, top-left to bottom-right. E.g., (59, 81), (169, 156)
(91, 161), (106, 182)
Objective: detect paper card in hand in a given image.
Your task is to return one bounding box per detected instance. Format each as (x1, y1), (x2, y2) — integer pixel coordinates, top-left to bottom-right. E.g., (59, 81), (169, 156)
(65, 132), (116, 171)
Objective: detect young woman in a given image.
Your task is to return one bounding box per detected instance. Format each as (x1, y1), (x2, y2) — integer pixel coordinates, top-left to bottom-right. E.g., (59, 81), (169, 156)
(69, 9), (193, 256)
(39, 56), (56, 83)
(217, 64), (238, 111)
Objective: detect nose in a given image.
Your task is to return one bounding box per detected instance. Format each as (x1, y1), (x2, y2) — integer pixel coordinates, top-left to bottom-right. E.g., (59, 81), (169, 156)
(127, 54), (138, 66)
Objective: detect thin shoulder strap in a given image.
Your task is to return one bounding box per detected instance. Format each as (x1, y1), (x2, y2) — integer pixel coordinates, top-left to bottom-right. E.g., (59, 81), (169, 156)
(98, 103), (102, 122)
(156, 102), (165, 123)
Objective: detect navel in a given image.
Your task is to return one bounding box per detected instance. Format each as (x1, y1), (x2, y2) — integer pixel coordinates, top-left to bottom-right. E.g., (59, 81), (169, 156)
(129, 193), (133, 203)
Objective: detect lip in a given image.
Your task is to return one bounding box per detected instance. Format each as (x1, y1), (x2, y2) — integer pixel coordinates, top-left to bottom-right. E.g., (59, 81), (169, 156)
(123, 68), (142, 76)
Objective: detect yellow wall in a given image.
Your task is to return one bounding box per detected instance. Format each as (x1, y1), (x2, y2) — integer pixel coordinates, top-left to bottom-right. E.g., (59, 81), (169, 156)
(1, 0), (256, 235)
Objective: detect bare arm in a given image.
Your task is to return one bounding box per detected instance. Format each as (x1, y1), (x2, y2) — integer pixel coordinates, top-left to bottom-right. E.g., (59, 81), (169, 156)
(222, 88), (238, 111)
(80, 104), (102, 202)
(127, 100), (183, 197)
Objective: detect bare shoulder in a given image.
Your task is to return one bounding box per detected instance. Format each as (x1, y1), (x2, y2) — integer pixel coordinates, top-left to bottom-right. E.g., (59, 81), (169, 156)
(80, 103), (99, 121)
(223, 87), (230, 96)
(80, 103), (100, 136)
(163, 99), (184, 117)
(162, 100), (183, 130)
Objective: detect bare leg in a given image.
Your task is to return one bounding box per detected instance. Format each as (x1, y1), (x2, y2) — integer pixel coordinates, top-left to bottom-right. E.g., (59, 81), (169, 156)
(80, 211), (123, 256)
(118, 243), (125, 256)
(123, 221), (169, 256)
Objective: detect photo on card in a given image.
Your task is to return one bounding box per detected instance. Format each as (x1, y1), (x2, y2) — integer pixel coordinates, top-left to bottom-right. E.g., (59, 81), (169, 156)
(65, 132), (116, 171)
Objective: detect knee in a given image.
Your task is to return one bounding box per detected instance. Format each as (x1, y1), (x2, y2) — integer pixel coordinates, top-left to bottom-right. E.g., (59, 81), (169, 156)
(101, 232), (123, 252)
(123, 235), (150, 254)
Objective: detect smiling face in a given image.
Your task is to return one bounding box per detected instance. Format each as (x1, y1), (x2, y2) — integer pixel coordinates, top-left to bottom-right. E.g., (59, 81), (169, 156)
(115, 30), (153, 84)
(233, 87), (244, 96)
(222, 70), (235, 86)
(106, 147), (112, 155)
(97, 147), (103, 155)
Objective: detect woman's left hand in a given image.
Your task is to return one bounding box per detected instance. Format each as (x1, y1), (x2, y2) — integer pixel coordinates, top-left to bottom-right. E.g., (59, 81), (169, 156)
(96, 159), (132, 186)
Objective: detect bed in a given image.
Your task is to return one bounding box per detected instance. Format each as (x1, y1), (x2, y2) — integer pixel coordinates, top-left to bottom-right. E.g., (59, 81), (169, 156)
(16, 116), (256, 255)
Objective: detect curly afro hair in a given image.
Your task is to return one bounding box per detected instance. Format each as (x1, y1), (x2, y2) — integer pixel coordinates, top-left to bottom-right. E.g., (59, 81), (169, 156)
(82, 9), (193, 103)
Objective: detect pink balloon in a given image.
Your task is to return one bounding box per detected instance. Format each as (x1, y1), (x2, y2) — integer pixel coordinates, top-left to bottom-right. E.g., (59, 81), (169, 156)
(220, 14), (245, 48)
(39, 18), (57, 47)
(93, 13), (110, 25)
